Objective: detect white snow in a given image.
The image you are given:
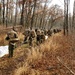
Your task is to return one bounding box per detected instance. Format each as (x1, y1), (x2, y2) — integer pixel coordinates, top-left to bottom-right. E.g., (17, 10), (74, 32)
(45, 36), (48, 40)
(0, 45), (8, 57)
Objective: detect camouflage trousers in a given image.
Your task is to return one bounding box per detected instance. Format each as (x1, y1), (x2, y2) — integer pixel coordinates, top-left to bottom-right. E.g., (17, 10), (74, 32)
(8, 42), (16, 58)
(29, 37), (36, 46)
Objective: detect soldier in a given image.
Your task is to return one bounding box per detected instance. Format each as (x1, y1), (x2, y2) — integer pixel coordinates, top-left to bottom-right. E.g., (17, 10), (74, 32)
(53, 29), (57, 34)
(23, 29), (30, 44)
(47, 29), (52, 37)
(36, 30), (41, 45)
(29, 30), (36, 46)
(5, 28), (19, 58)
(57, 29), (61, 33)
(44, 29), (48, 35)
(40, 30), (45, 43)
(35, 28), (38, 34)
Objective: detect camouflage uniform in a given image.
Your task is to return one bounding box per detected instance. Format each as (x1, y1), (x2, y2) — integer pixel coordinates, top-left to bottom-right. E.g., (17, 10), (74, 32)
(53, 29), (57, 34)
(8, 42), (16, 57)
(23, 29), (30, 44)
(36, 30), (41, 45)
(5, 30), (19, 58)
(47, 30), (52, 36)
(40, 31), (45, 43)
(44, 29), (48, 35)
(29, 30), (36, 46)
(35, 28), (37, 32)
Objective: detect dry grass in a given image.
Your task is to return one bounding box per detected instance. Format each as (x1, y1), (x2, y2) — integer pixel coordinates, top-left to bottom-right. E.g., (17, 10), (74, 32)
(0, 32), (75, 75)
(0, 33), (8, 46)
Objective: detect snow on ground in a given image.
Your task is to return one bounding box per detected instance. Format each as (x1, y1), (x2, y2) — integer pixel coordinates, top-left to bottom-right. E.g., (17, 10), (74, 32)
(0, 45), (8, 57)
(45, 36), (48, 40)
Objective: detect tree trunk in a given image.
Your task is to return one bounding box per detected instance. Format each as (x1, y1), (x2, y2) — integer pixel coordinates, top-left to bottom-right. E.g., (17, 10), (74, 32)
(14, 0), (18, 26)
(3, 0), (5, 25)
(30, 0), (37, 30)
(20, 0), (25, 26)
(64, 0), (70, 35)
(6, 0), (9, 27)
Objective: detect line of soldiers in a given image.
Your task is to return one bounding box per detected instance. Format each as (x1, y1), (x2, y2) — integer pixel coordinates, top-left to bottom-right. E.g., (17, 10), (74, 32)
(22, 28), (61, 46)
(23, 29), (46, 46)
(5, 27), (61, 58)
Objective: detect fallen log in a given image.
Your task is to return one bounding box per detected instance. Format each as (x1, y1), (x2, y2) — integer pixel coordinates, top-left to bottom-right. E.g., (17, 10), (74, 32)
(0, 26), (22, 33)
(57, 56), (75, 75)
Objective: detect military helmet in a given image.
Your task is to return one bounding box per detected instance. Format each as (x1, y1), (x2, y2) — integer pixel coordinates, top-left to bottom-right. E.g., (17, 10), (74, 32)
(37, 30), (41, 35)
(41, 30), (44, 35)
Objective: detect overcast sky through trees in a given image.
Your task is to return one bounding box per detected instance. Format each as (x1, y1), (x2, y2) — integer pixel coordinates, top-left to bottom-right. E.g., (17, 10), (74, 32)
(50, 0), (74, 15)
(0, 0), (74, 15)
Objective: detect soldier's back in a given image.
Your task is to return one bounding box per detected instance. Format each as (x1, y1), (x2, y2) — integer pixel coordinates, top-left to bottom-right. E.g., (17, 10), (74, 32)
(6, 29), (19, 43)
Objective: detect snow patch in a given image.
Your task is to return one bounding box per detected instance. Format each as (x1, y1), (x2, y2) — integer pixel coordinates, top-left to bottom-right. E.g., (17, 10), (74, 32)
(45, 36), (48, 40)
(0, 45), (8, 57)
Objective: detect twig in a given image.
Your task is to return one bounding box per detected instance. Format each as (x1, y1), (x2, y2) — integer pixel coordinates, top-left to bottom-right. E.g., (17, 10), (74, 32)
(57, 56), (75, 75)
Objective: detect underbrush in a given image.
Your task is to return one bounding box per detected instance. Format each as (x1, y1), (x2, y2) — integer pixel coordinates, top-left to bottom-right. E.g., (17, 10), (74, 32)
(0, 32), (75, 75)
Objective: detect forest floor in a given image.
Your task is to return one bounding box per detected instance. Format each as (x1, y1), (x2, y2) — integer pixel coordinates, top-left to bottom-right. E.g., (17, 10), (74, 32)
(0, 28), (75, 75)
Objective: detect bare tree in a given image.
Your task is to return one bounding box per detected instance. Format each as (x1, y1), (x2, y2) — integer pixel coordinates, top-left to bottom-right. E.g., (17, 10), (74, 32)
(14, 0), (18, 26)
(2, 0), (5, 25)
(30, 0), (37, 30)
(0, 3), (2, 24)
(6, 0), (9, 27)
(20, 0), (26, 26)
(64, 0), (70, 35)
(72, 0), (75, 31)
